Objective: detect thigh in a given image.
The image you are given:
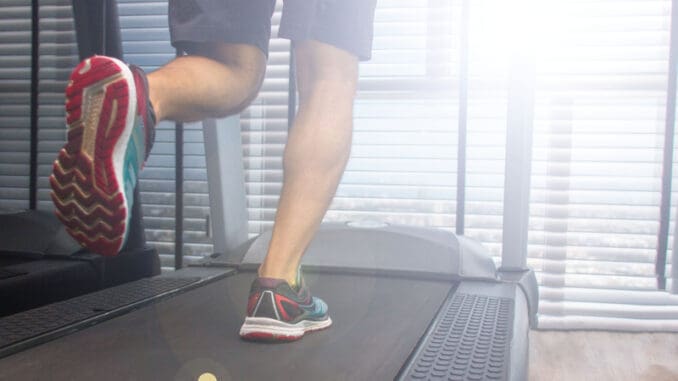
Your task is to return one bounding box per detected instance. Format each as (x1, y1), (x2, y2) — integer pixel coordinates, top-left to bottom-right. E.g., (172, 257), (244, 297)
(279, 0), (378, 61)
(169, 0), (276, 57)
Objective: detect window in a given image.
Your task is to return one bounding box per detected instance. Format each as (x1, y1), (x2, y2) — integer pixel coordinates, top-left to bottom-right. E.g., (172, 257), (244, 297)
(2, 0), (678, 330)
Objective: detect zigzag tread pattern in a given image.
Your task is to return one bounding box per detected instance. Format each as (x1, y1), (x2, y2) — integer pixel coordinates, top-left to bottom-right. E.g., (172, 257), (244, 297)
(49, 56), (133, 257)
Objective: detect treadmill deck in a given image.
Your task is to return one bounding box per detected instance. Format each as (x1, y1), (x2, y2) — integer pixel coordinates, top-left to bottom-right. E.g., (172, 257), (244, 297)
(0, 271), (454, 380)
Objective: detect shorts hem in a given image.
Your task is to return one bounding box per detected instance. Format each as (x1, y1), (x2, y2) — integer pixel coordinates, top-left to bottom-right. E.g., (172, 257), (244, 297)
(279, 26), (373, 61)
(171, 27), (270, 57)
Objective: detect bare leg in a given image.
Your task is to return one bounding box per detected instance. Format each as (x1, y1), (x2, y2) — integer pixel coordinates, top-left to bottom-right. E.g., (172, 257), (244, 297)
(258, 40), (359, 284)
(147, 43), (267, 123)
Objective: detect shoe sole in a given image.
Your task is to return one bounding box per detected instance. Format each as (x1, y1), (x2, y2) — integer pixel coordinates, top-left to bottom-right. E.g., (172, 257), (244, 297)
(49, 56), (140, 256)
(239, 316), (333, 342)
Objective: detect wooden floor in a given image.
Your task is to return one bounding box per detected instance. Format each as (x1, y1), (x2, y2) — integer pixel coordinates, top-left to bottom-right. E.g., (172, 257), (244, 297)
(529, 331), (678, 381)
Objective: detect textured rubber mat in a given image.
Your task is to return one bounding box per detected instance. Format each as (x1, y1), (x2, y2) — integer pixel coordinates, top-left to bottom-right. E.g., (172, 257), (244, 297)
(399, 293), (514, 381)
(0, 277), (199, 353)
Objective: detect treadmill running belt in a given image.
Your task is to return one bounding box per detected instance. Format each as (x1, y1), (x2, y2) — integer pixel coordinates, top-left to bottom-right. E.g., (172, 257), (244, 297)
(0, 272), (454, 380)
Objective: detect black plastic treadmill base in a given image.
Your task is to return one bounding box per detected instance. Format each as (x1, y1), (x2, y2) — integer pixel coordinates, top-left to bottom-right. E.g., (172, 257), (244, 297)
(0, 246), (161, 317)
(398, 293), (514, 381)
(0, 269), (25, 280)
(0, 276), (201, 358)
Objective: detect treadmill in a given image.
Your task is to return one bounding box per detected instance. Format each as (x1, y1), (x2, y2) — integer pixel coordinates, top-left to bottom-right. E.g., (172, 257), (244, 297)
(0, 1), (539, 380)
(0, 223), (538, 381)
(0, 0), (159, 318)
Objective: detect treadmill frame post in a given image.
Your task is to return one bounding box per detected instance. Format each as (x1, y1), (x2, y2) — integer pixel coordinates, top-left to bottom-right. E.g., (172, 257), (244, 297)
(203, 117), (249, 258)
(500, 1), (536, 272)
(659, 0), (678, 292)
(71, 0), (123, 61)
(672, 203), (678, 294)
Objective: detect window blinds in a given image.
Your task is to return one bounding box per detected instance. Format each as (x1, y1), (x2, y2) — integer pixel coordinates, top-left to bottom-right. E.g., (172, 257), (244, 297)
(2, 0), (678, 330)
(242, 4), (291, 236)
(321, 1), (464, 237)
(529, 0), (678, 330)
(0, 2), (31, 210)
(37, 1), (78, 212)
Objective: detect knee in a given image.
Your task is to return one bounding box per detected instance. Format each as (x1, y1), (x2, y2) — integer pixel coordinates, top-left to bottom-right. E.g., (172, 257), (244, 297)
(299, 78), (358, 108)
(294, 39), (360, 105)
(215, 59), (266, 117)
(233, 61), (266, 114)
(187, 43), (267, 118)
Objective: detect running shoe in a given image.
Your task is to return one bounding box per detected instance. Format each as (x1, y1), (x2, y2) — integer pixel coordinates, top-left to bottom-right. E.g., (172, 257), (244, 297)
(49, 55), (156, 256)
(239, 274), (332, 342)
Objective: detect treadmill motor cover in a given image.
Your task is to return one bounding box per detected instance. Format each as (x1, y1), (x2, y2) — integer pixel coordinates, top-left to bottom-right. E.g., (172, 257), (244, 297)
(0, 210), (82, 258)
(239, 222), (499, 280)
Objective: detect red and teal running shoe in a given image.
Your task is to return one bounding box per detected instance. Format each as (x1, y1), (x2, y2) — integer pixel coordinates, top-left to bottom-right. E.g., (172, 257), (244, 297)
(49, 55), (155, 256)
(240, 274), (332, 342)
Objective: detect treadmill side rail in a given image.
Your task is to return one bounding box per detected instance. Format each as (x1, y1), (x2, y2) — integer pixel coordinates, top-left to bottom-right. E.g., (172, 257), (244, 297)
(498, 268), (539, 329)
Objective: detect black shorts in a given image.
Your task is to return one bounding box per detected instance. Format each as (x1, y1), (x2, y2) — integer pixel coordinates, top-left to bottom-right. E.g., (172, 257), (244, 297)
(168, 0), (378, 61)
